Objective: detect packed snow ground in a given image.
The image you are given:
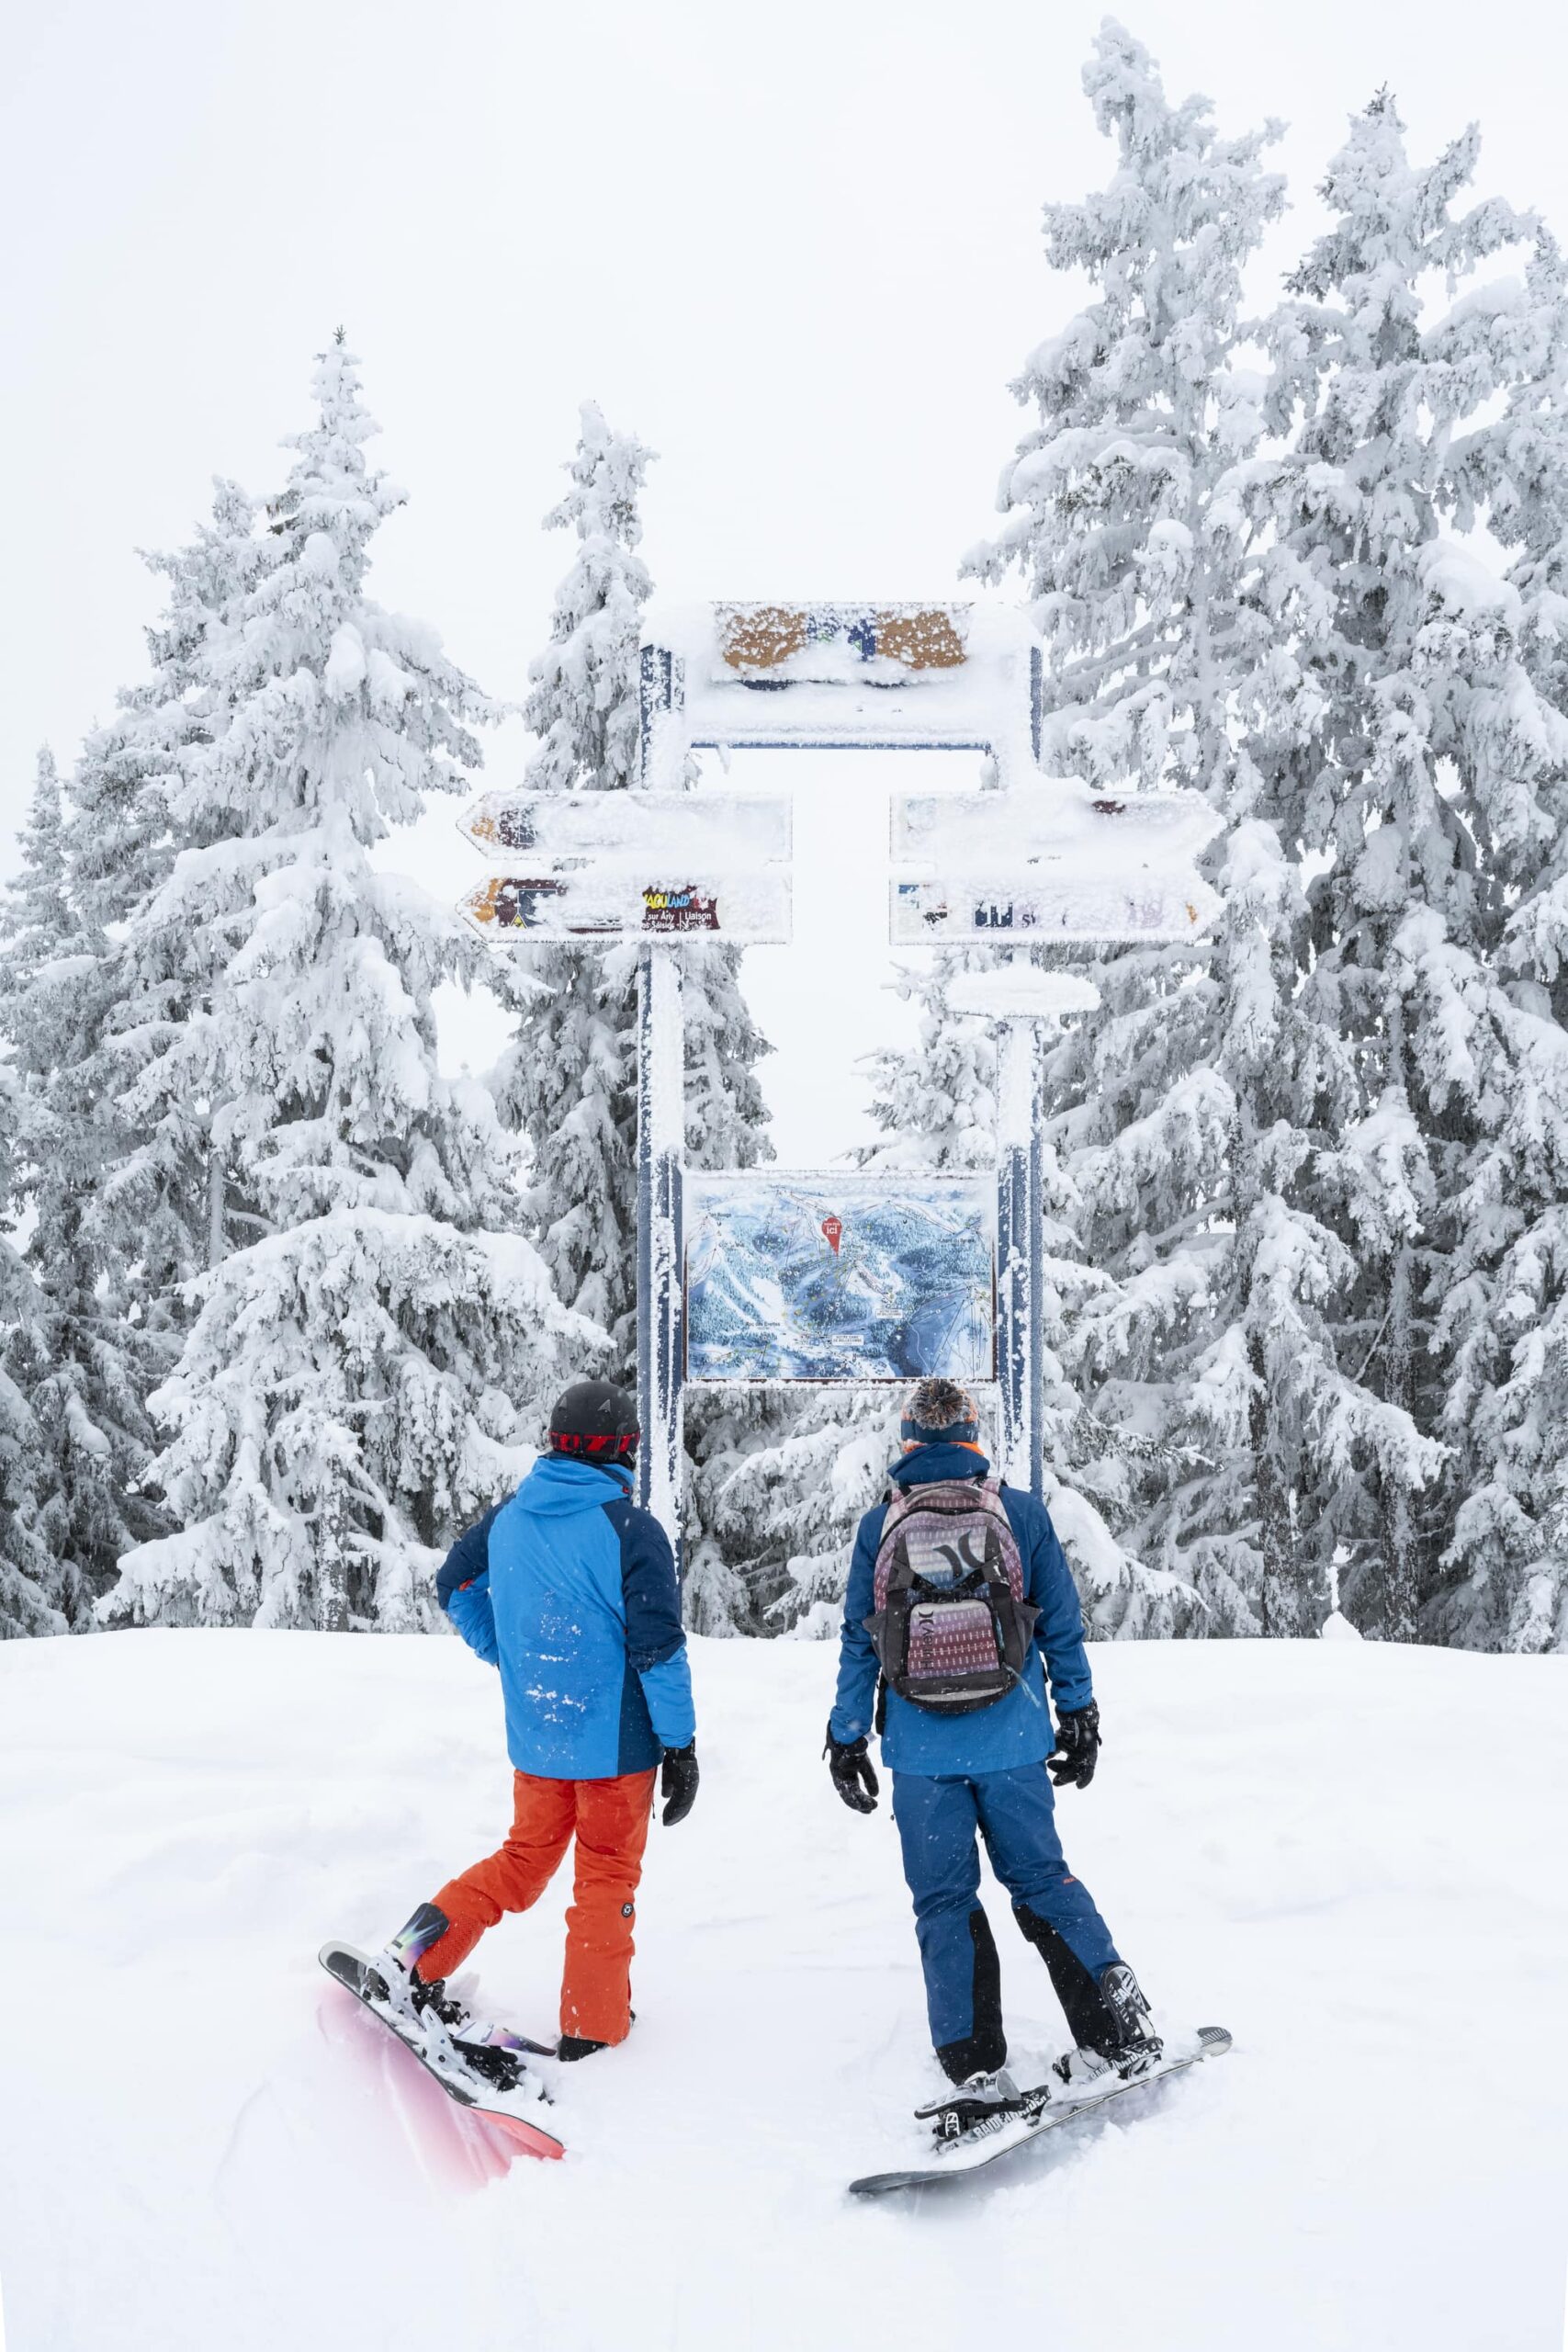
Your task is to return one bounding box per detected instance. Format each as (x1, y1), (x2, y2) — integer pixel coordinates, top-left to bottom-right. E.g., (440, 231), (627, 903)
(1, 1631), (1563, 2352)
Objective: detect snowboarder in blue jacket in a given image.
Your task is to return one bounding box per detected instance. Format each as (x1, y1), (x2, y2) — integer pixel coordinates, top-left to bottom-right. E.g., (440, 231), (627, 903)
(375, 1381), (698, 2066)
(826, 1379), (1160, 2113)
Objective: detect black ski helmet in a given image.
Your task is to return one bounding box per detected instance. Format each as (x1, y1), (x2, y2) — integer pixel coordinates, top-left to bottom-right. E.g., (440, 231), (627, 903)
(547, 1379), (640, 1464)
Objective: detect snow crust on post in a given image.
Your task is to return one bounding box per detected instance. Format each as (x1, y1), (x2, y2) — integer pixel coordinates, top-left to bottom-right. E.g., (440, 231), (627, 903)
(637, 946), (685, 1564)
(994, 1019), (1044, 1496)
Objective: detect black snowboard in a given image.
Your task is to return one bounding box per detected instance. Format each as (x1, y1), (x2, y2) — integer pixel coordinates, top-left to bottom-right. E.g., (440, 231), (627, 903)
(849, 2026), (1233, 2198)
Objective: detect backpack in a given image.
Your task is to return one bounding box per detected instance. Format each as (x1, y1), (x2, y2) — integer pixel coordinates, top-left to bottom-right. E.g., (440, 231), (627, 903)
(864, 1475), (1039, 1716)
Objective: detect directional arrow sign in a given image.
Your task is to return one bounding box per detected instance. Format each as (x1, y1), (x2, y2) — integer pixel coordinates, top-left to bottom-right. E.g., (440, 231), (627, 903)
(457, 789), (793, 947)
(893, 780), (1221, 867)
(891, 873), (1219, 944)
(459, 869), (792, 945)
(459, 790), (792, 865)
(890, 779), (1220, 946)
(945, 969), (1103, 1021)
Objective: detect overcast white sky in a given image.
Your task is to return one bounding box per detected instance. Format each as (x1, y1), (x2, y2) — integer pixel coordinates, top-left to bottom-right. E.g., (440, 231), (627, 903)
(4, 0), (1565, 1158)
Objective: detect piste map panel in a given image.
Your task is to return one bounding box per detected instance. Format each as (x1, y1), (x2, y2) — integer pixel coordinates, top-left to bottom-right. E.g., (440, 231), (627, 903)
(684, 1174), (995, 1384)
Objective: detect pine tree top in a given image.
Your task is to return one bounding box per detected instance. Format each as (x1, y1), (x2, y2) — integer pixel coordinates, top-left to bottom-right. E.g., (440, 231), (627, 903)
(524, 401), (656, 795)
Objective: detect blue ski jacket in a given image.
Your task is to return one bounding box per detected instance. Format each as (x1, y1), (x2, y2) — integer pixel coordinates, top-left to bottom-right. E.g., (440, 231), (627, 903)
(436, 1454), (695, 1781)
(828, 1443), (1094, 1777)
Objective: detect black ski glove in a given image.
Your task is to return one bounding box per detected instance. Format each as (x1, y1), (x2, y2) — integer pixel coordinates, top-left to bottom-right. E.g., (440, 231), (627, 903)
(1048, 1702), (1101, 1791)
(660, 1742), (699, 1826)
(825, 1725), (879, 1815)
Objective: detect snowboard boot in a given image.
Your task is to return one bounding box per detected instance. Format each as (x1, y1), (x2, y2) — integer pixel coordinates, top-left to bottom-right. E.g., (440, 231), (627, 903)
(368, 1905), (456, 2026)
(558, 2009), (635, 2064)
(1092, 1963), (1163, 2079)
(1052, 2043), (1115, 2091)
(915, 2067), (1047, 2148)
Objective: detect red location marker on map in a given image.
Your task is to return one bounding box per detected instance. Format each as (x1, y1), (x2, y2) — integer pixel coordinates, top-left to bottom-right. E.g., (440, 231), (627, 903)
(822, 1216), (843, 1257)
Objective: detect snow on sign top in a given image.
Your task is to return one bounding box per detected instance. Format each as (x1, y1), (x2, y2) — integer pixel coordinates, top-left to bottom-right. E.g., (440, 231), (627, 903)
(458, 790), (792, 865)
(894, 780), (1221, 867)
(639, 603), (1041, 787)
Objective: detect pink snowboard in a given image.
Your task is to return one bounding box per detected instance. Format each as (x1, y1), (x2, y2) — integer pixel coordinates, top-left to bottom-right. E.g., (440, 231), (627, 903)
(319, 1940), (565, 2163)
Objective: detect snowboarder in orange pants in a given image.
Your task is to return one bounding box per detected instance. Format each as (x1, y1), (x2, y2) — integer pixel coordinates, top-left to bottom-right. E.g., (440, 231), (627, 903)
(374, 1381), (699, 2064)
(418, 1769), (659, 2045)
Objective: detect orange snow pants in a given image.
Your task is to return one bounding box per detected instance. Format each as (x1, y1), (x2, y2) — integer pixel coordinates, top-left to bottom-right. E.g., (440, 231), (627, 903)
(416, 1768), (657, 2044)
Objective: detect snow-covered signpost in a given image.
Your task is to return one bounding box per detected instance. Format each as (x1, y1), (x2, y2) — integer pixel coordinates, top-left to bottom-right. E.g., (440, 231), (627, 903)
(498, 595), (1222, 1567)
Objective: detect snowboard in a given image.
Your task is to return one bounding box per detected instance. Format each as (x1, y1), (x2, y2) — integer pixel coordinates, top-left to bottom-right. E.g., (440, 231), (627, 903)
(319, 1940), (566, 2162)
(848, 2025), (1232, 2198)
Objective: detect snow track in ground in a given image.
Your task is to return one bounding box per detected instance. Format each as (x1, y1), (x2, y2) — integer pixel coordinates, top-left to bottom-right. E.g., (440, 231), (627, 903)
(1, 1630), (1563, 2351)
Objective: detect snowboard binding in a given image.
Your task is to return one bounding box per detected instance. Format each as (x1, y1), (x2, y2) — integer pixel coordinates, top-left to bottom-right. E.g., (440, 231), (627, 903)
(915, 2069), (1052, 2148)
(360, 1941), (551, 2102)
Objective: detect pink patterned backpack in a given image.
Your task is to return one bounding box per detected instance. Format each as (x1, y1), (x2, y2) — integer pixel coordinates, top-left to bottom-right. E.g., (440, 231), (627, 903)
(866, 1476), (1038, 1715)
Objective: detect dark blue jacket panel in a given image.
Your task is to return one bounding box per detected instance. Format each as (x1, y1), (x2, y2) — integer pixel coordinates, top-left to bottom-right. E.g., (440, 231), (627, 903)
(437, 1456), (695, 1779)
(437, 1502), (502, 1612)
(599, 1494), (688, 1670)
(829, 1444), (1094, 1775)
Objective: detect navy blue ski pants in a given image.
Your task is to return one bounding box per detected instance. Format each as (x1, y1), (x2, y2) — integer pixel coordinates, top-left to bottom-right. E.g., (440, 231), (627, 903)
(890, 1761), (1122, 2082)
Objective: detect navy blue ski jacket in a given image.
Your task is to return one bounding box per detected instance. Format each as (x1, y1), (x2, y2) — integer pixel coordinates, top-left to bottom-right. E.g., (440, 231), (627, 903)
(437, 1454), (695, 1781)
(829, 1443), (1094, 1776)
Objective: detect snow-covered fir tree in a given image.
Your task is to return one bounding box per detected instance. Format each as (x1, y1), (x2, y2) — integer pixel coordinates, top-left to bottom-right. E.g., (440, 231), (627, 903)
(860, 958), (997, 1174)
(960, 20), (1438, 1636)
(686, 1385), (903, 1637)
(1260, 98), (1568, 1645)
(0, 489), (276, 1636)
(65, 479), (272, 1364)
(0, 752), (166, 1617)
(101, 340), (592, 1633)
(1438, 229), (1568, 1654)
(0, 1053), (59, 1637)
